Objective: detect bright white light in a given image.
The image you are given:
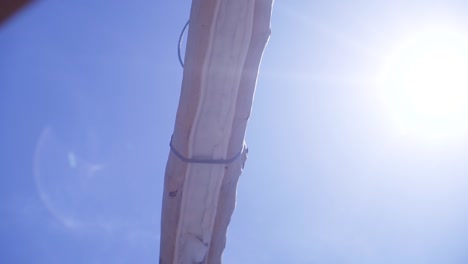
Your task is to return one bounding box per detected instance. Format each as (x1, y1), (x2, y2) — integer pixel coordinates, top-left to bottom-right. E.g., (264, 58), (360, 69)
(378, 26), (468, 141)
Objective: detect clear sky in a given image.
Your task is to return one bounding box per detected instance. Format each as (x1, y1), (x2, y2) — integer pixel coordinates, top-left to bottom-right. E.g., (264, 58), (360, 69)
(2, 1), (468, 263)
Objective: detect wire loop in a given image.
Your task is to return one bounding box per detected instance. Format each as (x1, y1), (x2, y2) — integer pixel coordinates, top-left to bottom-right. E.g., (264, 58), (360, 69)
(178, 20), (190, 68)
(170, 137), (246, 164)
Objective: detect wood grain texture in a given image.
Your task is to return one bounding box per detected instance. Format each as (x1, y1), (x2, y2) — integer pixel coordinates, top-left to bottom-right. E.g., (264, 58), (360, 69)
(160, 1), (272, 263)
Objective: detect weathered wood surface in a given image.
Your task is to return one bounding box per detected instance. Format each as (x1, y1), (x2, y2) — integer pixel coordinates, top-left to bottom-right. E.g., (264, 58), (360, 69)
(160, 1), (272, 263)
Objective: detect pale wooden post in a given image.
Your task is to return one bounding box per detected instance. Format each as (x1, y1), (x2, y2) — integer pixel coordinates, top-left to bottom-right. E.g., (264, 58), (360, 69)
(160, 1), (272, 263)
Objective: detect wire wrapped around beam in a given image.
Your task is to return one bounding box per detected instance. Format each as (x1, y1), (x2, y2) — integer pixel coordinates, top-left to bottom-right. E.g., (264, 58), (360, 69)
(170, 136), (246, 164)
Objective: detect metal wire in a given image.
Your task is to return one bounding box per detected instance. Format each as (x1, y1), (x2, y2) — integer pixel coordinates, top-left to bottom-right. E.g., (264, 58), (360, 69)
(178, 20), (190, 68)
(170, 136), (247, 164)
(174, 20), (248, 164)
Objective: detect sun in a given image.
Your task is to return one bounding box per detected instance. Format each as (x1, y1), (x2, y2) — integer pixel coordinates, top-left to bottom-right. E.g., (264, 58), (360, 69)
(377, 26), (468, 141)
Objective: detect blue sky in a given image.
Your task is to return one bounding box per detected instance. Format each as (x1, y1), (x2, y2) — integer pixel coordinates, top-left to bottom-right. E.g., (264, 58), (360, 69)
(2, 1), (468, 263)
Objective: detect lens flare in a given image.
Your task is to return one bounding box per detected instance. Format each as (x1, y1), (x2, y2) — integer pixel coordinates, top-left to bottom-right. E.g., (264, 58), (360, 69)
(378, 26), (468, 141)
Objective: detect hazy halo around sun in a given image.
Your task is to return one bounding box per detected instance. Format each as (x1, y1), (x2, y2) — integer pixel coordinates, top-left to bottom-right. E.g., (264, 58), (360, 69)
(377, 24), (468, 142)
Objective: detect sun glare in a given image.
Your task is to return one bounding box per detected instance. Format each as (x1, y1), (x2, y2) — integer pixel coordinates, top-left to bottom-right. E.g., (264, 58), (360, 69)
(378, 26), (468, 141)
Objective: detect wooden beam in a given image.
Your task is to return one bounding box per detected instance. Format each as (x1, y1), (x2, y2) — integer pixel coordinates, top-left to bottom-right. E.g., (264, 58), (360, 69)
(160, 0), (272, 263)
